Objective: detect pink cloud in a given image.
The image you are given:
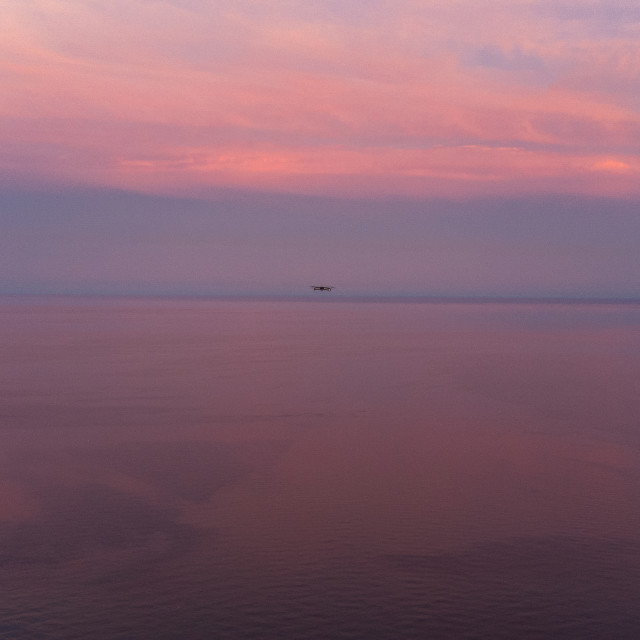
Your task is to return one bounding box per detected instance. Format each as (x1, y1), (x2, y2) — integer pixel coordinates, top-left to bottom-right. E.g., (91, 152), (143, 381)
(2, 0), (640, 198)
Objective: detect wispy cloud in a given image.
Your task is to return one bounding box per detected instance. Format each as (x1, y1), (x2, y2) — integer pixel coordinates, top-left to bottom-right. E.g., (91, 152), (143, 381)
(2, 0), (640, 197)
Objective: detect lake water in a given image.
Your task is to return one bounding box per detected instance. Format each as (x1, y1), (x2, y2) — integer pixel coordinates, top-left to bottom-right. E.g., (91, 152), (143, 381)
(1, 297), (640, 639)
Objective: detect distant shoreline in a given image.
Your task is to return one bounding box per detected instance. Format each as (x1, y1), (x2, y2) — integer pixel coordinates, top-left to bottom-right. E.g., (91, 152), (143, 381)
(1, 293), (639, 306)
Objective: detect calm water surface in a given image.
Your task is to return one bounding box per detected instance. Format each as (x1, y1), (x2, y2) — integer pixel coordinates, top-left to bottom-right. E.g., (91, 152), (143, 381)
(1, 298), (640, 639)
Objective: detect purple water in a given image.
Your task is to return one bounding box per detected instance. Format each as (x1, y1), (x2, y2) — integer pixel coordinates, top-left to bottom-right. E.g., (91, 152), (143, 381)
(1, 297), (640, 639)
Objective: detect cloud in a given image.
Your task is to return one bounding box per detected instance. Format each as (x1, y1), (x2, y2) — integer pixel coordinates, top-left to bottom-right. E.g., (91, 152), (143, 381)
(1, 0), (640, 198)
(472, 46), (548, 73)
(539, 1), (640, 33)
(1, 187), (639, 297)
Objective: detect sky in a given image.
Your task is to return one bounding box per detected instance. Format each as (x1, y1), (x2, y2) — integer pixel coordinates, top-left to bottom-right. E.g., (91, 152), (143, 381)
(1, 0), (639, 297)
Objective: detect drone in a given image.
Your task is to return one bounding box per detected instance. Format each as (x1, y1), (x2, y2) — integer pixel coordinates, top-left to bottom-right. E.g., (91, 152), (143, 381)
(310, 286), (334, 292)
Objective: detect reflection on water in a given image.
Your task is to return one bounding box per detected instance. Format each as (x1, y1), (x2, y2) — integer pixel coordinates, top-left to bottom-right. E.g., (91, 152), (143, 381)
(1, 297), (640, 639)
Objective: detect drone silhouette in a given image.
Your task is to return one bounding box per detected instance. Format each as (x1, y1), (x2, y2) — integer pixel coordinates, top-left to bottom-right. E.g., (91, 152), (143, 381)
(310, 286), (334, 292)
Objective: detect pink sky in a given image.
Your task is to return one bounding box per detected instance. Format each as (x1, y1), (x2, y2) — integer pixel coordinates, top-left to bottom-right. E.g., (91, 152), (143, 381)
(3, 0), (640, 199)
(2, 1), (640, 297)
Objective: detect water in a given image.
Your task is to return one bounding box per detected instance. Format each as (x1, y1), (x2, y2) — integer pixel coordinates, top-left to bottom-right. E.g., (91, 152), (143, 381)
(1, 297), (640, 639)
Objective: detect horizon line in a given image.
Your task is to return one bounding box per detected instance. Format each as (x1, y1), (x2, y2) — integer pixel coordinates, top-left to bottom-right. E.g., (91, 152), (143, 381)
(1, 292), (639, 305)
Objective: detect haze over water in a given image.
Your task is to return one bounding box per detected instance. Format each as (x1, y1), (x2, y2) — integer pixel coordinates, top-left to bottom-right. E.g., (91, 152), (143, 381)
(2, 297), (640, 639)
